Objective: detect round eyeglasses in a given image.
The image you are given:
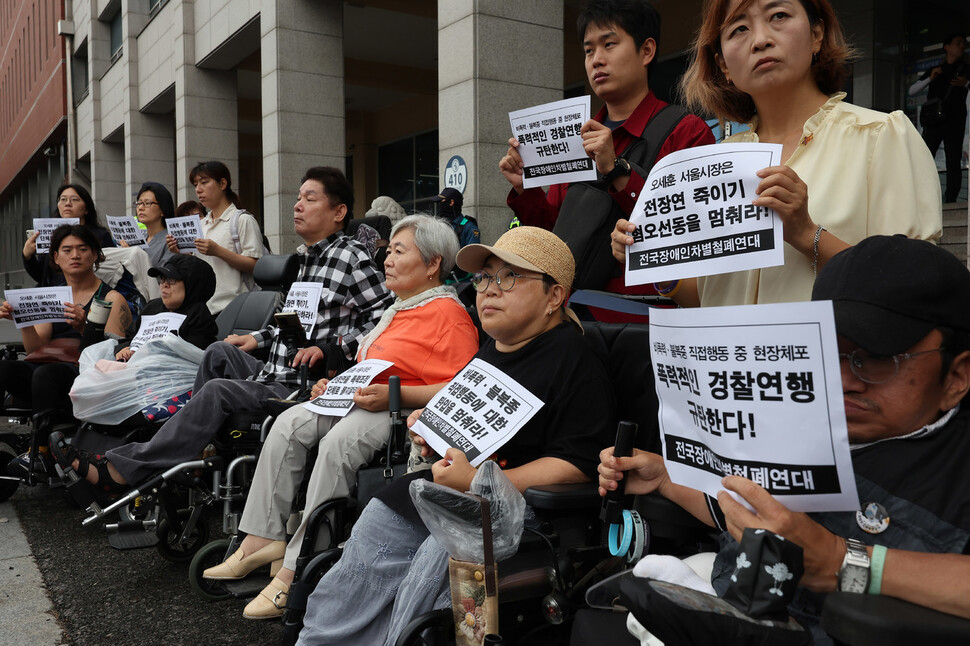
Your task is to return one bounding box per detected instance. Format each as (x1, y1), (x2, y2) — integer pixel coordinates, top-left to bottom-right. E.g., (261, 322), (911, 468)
(838, 347), (945, 384)
(471, 267), (545, 293)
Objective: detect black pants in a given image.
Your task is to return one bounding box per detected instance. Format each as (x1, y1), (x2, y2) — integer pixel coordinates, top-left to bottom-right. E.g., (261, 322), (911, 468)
(0, 360), (79, 421)
(923, 109), (967, 203)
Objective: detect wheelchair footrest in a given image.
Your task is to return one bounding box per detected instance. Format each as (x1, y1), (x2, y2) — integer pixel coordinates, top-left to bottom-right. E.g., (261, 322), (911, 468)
(107, 530), (159, 550)
(222, 576), (272, 600)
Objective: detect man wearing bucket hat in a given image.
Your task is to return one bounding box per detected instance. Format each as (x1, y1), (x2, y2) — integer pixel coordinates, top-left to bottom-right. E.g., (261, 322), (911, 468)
(599, 235), (970, 637)
(297, 227), (617, 645)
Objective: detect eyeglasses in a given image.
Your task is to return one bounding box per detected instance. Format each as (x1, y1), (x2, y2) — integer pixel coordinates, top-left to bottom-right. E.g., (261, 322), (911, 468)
(838, 347), (945, 384)
(158, 278), (179, 286)
(471, 267), (545, 293)
(133, 200), (159, 208)
(58, 196), (83, 204)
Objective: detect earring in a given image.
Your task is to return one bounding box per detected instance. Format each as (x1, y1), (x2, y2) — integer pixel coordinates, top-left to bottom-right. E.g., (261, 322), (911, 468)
(812, 51), (819, 64)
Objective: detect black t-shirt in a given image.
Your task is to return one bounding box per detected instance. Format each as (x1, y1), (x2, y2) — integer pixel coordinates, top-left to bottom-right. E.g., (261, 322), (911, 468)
(921, 58), (970, 114)
(376, 322), (617, 525)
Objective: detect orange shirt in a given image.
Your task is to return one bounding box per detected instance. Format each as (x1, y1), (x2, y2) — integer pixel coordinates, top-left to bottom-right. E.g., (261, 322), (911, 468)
(359, 297), (479, 387)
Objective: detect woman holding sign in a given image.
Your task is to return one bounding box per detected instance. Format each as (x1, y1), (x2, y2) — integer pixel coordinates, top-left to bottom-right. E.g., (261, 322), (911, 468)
(201, 214), (480, 619)
(296, 227), (616, 644)
(22, 184), (114, 288)
(124, 181), (176, 267)
(1, 225), (129, 475)
(610, 0), (941, 306)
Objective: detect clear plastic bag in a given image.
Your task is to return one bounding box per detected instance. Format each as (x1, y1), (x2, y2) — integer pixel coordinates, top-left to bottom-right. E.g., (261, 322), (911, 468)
(410, 460), (526, 562)
(70, 335), (205, 424)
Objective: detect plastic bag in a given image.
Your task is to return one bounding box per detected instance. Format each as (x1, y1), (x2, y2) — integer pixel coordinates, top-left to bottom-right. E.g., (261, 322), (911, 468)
(410, 460), (526, 562)
(70, 334), (205, 424)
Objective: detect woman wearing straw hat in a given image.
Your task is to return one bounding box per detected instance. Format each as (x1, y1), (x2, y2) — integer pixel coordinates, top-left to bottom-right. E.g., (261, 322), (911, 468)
(296, 226), (617, 645)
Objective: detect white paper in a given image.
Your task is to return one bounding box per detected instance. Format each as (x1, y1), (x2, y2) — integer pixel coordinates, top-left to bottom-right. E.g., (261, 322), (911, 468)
(411, 358), (544, 467)
(34, 218), (80, 254)
(166, 215), (204, 255)
(107, 215), (148, 248)
(3, 286), (74, 329)
(625, 143), (784, 285)
(128, 313), (187, 352)
(283, 282), (324, 338)
(303, 359), (394, 417)
(650, 301), (858, 513)
(509, 96), (596, 189)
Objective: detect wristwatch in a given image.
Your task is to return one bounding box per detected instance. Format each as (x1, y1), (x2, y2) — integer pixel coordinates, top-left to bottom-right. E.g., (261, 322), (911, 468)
(602, 157), (632, 184)
(838, 538), (871, 593)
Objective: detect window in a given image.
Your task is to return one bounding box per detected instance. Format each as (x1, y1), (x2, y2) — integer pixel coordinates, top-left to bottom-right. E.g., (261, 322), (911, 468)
(148, 0), (169, 18)
(109, 12), (122, 62)
(72, 40), (89, 105)
(377, 131), (439, 213)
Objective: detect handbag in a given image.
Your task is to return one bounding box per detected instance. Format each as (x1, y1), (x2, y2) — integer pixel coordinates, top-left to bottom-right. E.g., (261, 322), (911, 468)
(449, 494), (499, 646)
(24, 337), (82, 364)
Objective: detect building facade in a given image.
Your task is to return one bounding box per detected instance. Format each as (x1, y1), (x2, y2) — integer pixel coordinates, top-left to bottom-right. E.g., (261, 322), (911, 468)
(1, 0), (967, 288)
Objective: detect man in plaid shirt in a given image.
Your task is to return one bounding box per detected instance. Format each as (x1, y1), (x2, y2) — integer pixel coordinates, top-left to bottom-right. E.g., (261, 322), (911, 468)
(86, 167), (393, 488)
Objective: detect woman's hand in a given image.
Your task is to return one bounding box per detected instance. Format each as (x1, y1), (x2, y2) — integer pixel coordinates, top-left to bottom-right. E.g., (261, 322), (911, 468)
(115, 347), (135, 362)
(292, 345), (324, 368)
(611, 219), (636, 263)
(754, 166), (814, 254)
(310, 378), (330, 398)
(498, 138), (525, 194)
(353, 384), (389, 412)
(0, 301), (13, 321)
(63, 301), (86, 332)
(194, 238), (223, 257)
(23, 231), (39, 259)
(407, 409), (438, 459)
(717, 475), (845, 592)
(165, 235), (181, 254)
(597, 447), (671, 498)
(432, 448), (476, 492)
(118, 240), (130, 248)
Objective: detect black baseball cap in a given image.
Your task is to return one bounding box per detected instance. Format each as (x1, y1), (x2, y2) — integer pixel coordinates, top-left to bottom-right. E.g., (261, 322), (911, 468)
(812, 235), (970, 355)
(148, 255), (201, 282)
(431, 187), (463, 209)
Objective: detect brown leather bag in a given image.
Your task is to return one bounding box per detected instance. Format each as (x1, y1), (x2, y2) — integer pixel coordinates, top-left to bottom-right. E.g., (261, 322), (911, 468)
(24, 337), (82, 364)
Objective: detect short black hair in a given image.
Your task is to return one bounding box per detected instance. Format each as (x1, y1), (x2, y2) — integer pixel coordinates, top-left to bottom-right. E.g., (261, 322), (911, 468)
(944, 32), (966, 47)
(301, 166), (354, 231)
(48, 224), (105, 271)
(577, 0), (660, 50)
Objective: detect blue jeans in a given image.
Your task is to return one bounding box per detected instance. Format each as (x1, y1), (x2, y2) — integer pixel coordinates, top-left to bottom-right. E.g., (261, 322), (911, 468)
(297, 499), (451, 646)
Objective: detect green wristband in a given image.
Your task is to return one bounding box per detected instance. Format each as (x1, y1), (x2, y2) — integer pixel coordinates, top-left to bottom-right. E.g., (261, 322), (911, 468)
(868, 545), (887, 595)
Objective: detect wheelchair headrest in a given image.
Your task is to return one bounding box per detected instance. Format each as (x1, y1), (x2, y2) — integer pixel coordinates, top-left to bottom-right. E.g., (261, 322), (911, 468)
(253, 254), (300, 292)
(348, 215), (392, 240)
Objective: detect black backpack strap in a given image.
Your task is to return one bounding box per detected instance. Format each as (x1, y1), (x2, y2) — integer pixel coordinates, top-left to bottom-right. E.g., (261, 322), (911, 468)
(623, 103), (690, 177)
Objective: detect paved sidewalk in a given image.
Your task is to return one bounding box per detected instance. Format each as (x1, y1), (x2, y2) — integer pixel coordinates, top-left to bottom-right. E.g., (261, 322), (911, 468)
(0, 500), (67, 645)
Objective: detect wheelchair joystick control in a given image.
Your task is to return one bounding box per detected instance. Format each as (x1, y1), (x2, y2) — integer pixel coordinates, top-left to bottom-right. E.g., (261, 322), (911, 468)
(388, 376), (407, 466)
(600, 421), (637, 525)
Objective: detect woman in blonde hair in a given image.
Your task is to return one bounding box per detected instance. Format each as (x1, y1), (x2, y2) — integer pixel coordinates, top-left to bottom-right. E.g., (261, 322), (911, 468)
(611, 0), (941, 307)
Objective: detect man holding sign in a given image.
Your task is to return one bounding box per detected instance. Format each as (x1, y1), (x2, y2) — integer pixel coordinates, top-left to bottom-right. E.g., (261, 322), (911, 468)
(599, 236), (970, 636)
(52, 167), (392, 495)
(499, 0), (712, 302)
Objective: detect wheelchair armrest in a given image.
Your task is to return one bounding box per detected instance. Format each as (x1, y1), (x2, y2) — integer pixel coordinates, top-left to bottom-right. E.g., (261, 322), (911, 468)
(633, 492), (713, 540)
(524, 483), (601, 510)
(821, 592), (970, 646)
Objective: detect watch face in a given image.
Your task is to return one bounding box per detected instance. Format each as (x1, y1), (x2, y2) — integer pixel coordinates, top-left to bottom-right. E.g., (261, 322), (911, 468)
(840, 566), (868, 593)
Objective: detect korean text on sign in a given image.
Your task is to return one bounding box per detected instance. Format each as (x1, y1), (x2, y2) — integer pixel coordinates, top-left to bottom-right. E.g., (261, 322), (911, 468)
(283, 282), (324, 338)
(650, 300), (858, 513)
(3, 286), (74, 329)
(303, 359), (394, 417)
(128, 313), (187, 352)
(625, 143), (784, 285)
(107, 215), (148, 247)
(34, 218), (81, 255)
(508, 96), (596, 189)
(166, 215), (204, 254)
(411, 358), (543, 466)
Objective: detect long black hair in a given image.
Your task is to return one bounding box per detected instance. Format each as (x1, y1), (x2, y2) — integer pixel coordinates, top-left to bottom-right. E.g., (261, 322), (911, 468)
(54, 183), (105, 230)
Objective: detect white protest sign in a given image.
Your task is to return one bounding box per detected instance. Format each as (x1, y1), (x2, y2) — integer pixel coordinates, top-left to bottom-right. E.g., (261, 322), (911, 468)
(411, 358), (544, 467)
(303, 359), (394, 417)
(127, 313), (187, 352)
(650, 301), (858, 513)
(3, 286), (74, 328)
(283, 282), (324, 338)
(166, 215), (203, 254)
(106, 215), (147, 248)
(34, 218), (80, 254)
(509, 96), (595, 189)
(625, 143), (784, 285)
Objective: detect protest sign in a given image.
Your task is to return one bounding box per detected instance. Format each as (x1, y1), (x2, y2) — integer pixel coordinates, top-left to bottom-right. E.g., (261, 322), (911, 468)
(650, 301), (858, 512)
(625, 143), (784, 285)
(166, 215), (204, 254)
(3, 286), (74, 328)
(411, 358), (543, 467)
(107, 215), (148, 247)
(303, 359), (394, 417)
(127, 313), (187, 352)
(34, 218), (80, 254)
(283, 282), (324, 338)
(509, 96), (595, 189)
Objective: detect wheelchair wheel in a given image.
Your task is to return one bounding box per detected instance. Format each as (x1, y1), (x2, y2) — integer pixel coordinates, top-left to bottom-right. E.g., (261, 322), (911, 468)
(188, 539), (234, 601)
(156, 513), (210, 563)
(0, 442), (20, 503)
